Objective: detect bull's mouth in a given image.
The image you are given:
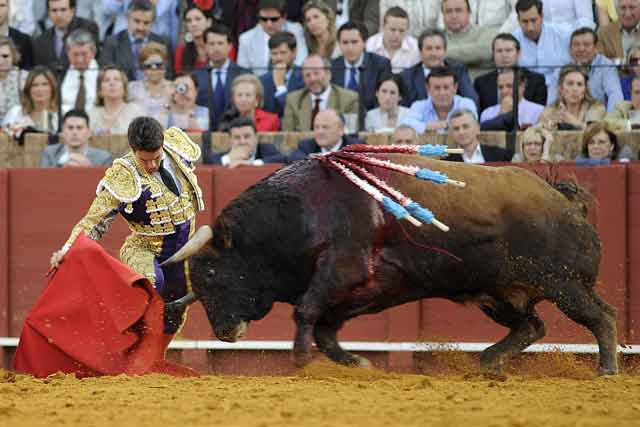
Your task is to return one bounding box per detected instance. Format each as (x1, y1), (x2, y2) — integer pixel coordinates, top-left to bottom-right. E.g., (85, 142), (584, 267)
(217, 320), (249, 342)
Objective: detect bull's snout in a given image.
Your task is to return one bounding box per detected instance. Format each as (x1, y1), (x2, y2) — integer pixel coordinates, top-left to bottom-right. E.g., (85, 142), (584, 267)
(216, 320), (249, 342)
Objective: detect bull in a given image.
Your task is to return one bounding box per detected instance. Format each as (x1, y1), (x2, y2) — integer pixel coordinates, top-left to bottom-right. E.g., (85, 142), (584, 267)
(165, 156), (619, 375)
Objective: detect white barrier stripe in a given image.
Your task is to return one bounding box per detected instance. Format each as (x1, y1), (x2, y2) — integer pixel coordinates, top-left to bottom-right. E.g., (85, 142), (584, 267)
(1, 337), (639, 354)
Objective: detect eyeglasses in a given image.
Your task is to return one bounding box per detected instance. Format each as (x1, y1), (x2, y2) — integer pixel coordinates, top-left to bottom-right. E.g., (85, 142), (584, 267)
(142, 61), (164, 70)
(630, 57), (640, 65)
(258, 16), (281, 22)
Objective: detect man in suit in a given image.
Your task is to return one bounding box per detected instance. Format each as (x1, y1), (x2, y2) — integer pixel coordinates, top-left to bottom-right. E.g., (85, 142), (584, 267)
(102, 0), (179, 48)
(331, 21), (392, 115)
(0, 0), (33, 69)
(101, 0), (173, 81)
(32, 0), (99, 73)
(283, 54), (359, 132)
(287, 109), (365, 162)
(195, 23), (251, 131)
(209, 117), (285, 166)
(237, 0), (307, 75)
(40, 109), (112, 168)
(59, 29), (99, 113)
(474, 33), (547, 113)
(400, 29), (478, 108)
(445, 108), (513, 163)
(597, 0), (640, 64)
(260, 31), (305, 117)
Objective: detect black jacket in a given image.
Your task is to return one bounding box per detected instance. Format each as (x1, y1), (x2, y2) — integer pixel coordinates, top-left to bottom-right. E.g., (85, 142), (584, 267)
(9, 27), (33, 69)
(330, 52), (392, 111)
(33, 17), (100, 73)
(474, 69), (548, 113)
(446, 144), (513, 163)
(287, 135), (365, 162)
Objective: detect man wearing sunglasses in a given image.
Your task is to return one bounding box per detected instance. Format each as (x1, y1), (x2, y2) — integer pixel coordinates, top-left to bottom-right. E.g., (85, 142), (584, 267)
(237, 0), (307, 75)
(101, 0), (173, 81)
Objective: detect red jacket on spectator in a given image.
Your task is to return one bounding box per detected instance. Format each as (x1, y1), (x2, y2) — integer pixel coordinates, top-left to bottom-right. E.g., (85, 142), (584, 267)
(174, 44), (238, 76)
(255, 108), (280, 132)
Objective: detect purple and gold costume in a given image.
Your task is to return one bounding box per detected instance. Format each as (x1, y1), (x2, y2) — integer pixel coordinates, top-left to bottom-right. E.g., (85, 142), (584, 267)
(61, 127), (205, 304)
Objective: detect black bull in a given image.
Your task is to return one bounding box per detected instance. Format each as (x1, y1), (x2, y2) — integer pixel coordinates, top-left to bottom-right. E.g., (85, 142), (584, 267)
(165, 156), (618, 374)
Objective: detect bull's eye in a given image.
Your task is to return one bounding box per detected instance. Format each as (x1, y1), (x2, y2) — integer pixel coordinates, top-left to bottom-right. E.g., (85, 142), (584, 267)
(207, 268), (215, 278)
(239, 274), (245, 280)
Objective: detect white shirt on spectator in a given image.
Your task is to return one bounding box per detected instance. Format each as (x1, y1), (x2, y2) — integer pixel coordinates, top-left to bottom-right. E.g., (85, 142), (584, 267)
(462, 143), (485, 163)
(61, 59), (99, 114)
(543, 0), (595, 30)
(366, 32), (421, 73)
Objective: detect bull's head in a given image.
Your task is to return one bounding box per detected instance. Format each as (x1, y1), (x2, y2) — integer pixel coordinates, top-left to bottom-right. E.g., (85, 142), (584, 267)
(163, 225), (274, 342)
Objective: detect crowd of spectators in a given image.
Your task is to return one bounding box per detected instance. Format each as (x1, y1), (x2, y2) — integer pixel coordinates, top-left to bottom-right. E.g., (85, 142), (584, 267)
(0, 0), (638, 167)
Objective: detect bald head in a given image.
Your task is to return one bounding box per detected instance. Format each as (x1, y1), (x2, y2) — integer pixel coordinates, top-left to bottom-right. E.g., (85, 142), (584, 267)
(313, 109), (344, 149)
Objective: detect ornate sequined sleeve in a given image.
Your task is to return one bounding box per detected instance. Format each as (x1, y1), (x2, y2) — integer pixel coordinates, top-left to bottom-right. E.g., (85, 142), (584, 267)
(61, 190), (122, 252)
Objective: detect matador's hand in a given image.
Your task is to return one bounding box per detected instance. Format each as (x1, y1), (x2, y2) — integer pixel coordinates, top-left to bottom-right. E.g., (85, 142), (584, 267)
(50, 249), (66, 269)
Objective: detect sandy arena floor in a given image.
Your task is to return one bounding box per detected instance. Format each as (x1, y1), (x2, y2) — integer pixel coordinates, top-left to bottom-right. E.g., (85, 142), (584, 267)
(1, 354), (639, 427)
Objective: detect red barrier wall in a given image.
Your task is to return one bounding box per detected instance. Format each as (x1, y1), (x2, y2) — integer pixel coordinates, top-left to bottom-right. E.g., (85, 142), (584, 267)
(0, 163), (637, 373)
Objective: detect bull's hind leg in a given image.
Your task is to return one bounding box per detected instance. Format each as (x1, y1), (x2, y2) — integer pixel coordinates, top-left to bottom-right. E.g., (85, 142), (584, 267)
(546, 281), (618, 375)
(479, 301), (546, 374)
(313, 320), (371, 368)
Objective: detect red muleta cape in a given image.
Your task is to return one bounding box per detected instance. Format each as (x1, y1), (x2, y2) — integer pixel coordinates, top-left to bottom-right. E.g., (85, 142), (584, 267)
(13, 233), (198, 378)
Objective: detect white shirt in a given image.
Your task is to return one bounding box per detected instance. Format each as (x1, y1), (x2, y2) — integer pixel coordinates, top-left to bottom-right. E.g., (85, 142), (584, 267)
(220, 151), (264, 167)
(335, 0), (350, 30)
(461, 143), (485, 163)
(366, 32), (421, 73)
(320, 139), (343, 154)
(61, 59), (99, 113)
(343, 54), (364, 88)
(311, 85), (332, 111)
(57, 145), (89, 166)
(152, 151), (182, 193)
(543, 0), (595, 30)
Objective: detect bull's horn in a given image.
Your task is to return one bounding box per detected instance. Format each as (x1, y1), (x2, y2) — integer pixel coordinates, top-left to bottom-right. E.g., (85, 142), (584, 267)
(161, 225), (213, 266)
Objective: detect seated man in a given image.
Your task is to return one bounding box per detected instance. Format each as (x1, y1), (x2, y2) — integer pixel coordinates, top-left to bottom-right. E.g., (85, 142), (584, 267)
(287, 109), (365, 162)
(282, 55), (359, 132)
(445, 108), (513, 163)
(597, 0), (640, 64)
(259, 31), (305, 117)
(40, 109), (112, 167)
(479, 70), (544, 131)
(474, 32), (547, 112)
(400, 29), (478, 107)
(441, 0), (499, 78)
(392, 124), (419, 144)
(365, 6), (420, 73)
(237, 0), (307, 74)
(209, 117), (285, 166)
(402, 67), (477, 134)
(566, 27), (623, 112)
(331, 21), (392, 112)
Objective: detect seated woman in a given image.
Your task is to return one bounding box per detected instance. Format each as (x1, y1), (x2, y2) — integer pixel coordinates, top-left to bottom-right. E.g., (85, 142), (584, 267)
(89, 65), (146, 135)
(303, 0), (340, 59)
(0, 36), (28, 125)
(511, 127), (553, 163)
(365, 73), (410, 132)
(2, 66), (59, 143)
(162, 73), (209, 132)
(606, 75), (640, 130)
(539, 65), (606, 131)
(174, 6), (213, 75)
(578, 121), (632, 163)
(217, 74), (280, 132)
(128, 42), (173, 117)
(621, 45), (640, 101)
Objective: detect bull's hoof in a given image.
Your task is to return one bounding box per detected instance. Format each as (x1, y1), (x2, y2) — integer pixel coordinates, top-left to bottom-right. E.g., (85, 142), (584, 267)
(599, 367), (618, 376)
(351, 355), (371, 368)
(294, 352), (314, 368)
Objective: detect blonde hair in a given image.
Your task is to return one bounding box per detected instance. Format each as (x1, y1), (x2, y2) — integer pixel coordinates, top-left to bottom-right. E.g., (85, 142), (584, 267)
(96, 65), (129, 106)
(516, 127), (552, 162)
(302, 0), (337, 59)
(231, 74), (265, 108)
(0, 36), (20, 66)
(138, 41), (168, 65)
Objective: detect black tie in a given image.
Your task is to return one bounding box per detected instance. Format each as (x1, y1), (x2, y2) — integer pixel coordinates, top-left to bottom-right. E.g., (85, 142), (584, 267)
(159, 160), (180, 196)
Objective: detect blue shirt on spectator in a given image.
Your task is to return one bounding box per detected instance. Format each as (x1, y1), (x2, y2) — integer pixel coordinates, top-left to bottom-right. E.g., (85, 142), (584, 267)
(401, 95), (478, 133)
(512, 22), (572, 86)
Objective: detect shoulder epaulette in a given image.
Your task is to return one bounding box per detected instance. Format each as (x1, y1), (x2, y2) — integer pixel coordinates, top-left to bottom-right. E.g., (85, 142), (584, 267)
(163, 127), (201, 163)
(96, 158), (142, 203)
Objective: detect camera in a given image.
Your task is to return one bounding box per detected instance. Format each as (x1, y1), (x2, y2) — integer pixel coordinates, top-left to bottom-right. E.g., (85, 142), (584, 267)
(175, 82), (188, 94)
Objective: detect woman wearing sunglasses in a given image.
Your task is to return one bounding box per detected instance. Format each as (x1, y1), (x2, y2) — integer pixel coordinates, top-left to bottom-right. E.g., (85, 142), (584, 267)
(621, 45), (640, 101)
(128, 42), (173, 118)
